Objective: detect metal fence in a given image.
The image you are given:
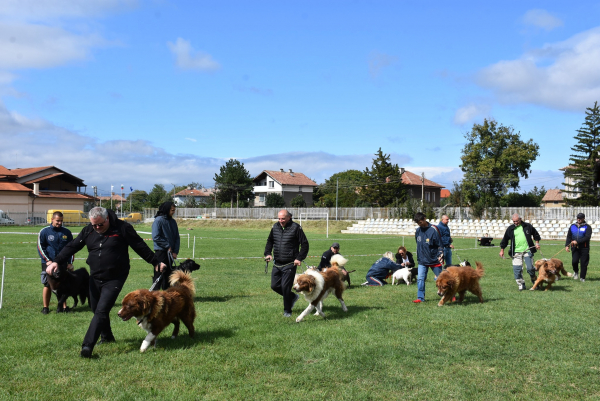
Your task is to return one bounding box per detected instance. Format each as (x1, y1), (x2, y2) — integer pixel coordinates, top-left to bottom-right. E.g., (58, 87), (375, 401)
(143, 206), (600, 222)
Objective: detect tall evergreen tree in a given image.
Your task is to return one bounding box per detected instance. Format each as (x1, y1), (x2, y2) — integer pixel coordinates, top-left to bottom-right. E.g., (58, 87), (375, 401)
(213, 159), (254, 207)
(563, 102), (600, 206)
(361, 148), (406, 207)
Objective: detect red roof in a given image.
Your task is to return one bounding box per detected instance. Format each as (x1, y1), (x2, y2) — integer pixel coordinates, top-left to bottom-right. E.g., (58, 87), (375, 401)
(401, 170), (444, 188)
(10, 166), (54, 178)
(175, 188), (214, 197)
(36, 192), (96, 200)
(253, 170), (317, 186)
(0, 182), (31, 191)
(98, 194), (126, 201)
(440, 189), (451, 198)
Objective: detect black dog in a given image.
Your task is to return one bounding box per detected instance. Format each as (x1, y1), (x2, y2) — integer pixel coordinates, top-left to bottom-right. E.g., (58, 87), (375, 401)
(177, 259), (200, 273)
(46, 267), (90, 313)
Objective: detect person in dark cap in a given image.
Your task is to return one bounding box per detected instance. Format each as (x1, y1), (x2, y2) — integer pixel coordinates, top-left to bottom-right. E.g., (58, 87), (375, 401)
(566, 213), (592, 282)
(317, 242), (340, 271)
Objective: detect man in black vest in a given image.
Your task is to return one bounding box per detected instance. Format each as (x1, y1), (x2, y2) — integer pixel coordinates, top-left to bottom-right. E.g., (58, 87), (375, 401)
(265, 209), (309, 317)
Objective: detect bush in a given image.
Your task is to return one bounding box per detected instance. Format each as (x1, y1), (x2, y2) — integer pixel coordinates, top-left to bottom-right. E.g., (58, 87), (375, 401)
(265, 193), (285, 208)
(290, 195), (306, 207)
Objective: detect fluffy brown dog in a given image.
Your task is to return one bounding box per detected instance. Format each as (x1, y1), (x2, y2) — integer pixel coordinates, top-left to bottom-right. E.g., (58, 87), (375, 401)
(324, 254), (356, 287)
(117, 270), (196, 352)
(534, 258), (571, 279)
(531, 259), (559, 291)
(293, 266), (347, 322)
(436, 262), (484, 306)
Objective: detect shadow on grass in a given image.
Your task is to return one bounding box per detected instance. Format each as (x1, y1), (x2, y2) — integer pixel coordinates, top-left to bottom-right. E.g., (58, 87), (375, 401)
(194, 294), (251, 303)
(120, 328), (236, 352)
(308, 304), (384, 319)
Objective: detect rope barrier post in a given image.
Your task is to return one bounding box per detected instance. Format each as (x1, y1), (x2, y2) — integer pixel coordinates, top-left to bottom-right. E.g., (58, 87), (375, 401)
(1, 256), (5, 309)
(188, 233), (190, 249)
(193, 236), (196, 260)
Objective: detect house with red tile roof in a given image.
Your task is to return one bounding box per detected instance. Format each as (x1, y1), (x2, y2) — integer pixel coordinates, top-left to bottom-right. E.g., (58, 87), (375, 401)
(0, 165), (95, 222)
(173, 187), (215, 206)
(401, 170), (445, 206)
(252, 169), (318, 207)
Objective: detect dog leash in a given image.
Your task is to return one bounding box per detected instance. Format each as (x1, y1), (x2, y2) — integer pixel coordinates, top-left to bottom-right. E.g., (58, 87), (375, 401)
(149, 250), (177, 291)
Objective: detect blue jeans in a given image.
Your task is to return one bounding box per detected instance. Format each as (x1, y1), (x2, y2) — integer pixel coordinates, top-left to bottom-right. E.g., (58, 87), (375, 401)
(512, 251), (535, 282)
(417, 264), (443, 301)
(366, 276), (385, 286)
(443, 247), (452, 267)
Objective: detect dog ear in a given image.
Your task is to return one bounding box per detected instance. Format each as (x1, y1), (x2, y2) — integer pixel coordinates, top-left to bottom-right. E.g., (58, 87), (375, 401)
(308, 277), (316, 292)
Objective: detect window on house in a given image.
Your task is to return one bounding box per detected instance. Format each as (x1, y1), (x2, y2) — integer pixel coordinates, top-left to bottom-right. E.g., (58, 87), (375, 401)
(268, 181), (274, 188)
(259, 194), (265, 202)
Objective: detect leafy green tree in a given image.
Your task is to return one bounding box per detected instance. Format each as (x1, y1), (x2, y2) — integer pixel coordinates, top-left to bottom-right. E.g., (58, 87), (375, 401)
(147, 184), (171, 208)
(316, 170), (368, 207)
(214, 159), (253, 207)
(127, 190), (149, 211)
(361, 148), (406, 207)
(563, 101), (600, 206)
(499, 186), (546, 207)
(265, 193), (285, 208)
(460, 119), (539, 207)
(291, 194), (306, 207)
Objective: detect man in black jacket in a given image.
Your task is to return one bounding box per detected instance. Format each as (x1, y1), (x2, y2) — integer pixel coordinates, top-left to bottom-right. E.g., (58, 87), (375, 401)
(566, 213), (592, 282)
(264, 209), (309, 317)
(46, 207), (165, 358)
(499, 213), (541, 291)
(317, 242), (340, 271)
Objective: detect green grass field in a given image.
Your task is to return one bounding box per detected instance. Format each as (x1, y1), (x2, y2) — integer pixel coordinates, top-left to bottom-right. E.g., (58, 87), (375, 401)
(0, 221), (599, 400)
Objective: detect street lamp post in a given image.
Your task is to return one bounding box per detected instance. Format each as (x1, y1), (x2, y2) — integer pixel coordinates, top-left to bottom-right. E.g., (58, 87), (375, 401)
(111, 185), (114, 210)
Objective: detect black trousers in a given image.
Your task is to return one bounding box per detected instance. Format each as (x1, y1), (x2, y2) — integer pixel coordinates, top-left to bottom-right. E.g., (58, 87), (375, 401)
(271, 264), (297, 313)
(572, 247), (590, 279)
(152, 250), (172, 290)
(83, 276), (127, 348)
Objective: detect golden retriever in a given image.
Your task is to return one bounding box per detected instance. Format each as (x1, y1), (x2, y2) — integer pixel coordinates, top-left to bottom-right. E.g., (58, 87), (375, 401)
(117, 270), (196, 352)
(534, 258), (571, 280)
(531, 259), (559, 291)
(436, 262), (484, 306)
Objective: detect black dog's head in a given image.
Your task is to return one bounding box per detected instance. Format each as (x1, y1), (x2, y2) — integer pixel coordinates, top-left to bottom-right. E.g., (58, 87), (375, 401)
(177, 259), (200, 273)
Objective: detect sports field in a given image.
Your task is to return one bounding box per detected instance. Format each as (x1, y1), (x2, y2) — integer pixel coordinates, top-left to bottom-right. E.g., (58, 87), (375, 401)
(0, 221), (598, 400)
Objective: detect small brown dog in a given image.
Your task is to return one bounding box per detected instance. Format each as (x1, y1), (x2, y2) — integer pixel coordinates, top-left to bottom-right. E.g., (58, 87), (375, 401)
(531, 259), (560, 291)
(117, 270), (196, 352)
(436, 262), (484, 306)
(534, 258), (571, 280)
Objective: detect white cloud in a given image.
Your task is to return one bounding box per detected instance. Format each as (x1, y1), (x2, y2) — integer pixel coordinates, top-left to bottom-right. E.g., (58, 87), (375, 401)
(0, 22), (111, 69)
(0, 0), (138, 22)
(167, 38), (221, 72)
(185, 138), (197, 142)
(522, 9), (563, 31)
(453, 103), (491, 125)
(476, 27), (600, 111)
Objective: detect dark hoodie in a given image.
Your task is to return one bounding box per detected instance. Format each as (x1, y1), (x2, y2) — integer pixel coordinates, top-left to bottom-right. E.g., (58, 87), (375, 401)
(54, 209), (157, 280)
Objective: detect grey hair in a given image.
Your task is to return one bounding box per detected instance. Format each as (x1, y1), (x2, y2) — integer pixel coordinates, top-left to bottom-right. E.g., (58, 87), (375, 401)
(89, 207), (108, 220)
(278, 209), (292, 218)
(383, 251), (394, 261)
(511, 213), (521, 220)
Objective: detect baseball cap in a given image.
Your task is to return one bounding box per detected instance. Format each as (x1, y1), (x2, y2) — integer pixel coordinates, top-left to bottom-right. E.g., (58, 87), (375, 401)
(331, 242), (340, 248)
(577, 213), (585, 219)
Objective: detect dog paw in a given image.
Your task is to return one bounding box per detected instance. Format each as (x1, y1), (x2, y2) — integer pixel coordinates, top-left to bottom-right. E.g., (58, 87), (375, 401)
(529, 287), (535, 291)
(437, 302), (444, 307)
(295, 317), (302, 323)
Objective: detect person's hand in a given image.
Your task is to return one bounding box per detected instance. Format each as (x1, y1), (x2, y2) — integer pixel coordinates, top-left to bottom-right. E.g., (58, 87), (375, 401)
(499, 249), (504, 258)
(566, 246), (570, 253)
(46, 262), (58, 275)
(67, 264), (74, 271)
(265, 255), (273, 262)
(294, 259), (302, 266)
(535, 244), (540, 250)
(571, 240), (577, 247)
(172, 253), (178, 259)
(450, 244), (454, 249)
(160, 262), (166, 272)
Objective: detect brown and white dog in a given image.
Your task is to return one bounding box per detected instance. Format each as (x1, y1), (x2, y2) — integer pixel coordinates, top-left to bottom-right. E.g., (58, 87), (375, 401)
(534, 258), (571, 280)
(117, 270), (196, 352)
(293, 259), (348, 322)
(323, 254), (355, 287)
(436, 261), (484, 306)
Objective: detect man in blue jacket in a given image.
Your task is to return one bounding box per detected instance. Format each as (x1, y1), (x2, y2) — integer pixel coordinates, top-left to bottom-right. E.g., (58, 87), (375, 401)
(437, 215), (454, 267)
(37, 211), (73, 314)
(566, 213), (592, 282)
(413, 212), (444, 303)
(152, 202), (180, 290)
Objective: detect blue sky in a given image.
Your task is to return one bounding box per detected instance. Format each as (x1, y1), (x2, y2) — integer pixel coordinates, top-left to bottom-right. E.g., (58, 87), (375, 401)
(2, 0), (600, 196)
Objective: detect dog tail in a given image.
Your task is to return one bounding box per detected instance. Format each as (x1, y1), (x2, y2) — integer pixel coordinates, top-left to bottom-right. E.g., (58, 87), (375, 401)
(169, 270), (196, 295)
(330, 254), (348, 267)
(475, 261), (485, 277)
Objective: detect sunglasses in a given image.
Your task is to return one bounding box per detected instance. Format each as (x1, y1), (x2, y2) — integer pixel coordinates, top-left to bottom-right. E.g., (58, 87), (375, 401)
(92, 219), (107, 228)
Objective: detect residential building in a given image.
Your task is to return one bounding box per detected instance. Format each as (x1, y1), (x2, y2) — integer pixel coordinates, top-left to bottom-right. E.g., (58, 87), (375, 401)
(0, 165), (95, 222)
(173, 187), (215, 206)
(401, 170), (444, 206)
(541, 189), (565, 208)
(253, 169), (317, 207)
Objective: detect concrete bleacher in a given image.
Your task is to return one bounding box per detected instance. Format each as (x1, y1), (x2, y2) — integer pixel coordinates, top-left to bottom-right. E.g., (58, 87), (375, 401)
(341, 218), (598, 240)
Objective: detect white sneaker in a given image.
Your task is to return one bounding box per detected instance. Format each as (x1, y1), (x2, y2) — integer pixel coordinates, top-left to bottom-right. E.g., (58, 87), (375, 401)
(518, 282), (526, 291)
(573, 273), (579, 280)
(361, 281), (369, 286)
(581, 278), (585, 282)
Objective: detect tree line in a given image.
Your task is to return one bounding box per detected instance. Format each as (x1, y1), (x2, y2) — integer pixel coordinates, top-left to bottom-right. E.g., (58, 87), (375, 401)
(97, 101), (600, 213)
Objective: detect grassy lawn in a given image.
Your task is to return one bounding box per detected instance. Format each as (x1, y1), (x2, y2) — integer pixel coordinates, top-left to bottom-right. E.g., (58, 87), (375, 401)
(0, 221), (599, 400)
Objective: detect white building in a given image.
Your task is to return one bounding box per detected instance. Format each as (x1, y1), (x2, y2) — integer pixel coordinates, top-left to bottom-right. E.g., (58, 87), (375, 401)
(252, 169), (317, 207)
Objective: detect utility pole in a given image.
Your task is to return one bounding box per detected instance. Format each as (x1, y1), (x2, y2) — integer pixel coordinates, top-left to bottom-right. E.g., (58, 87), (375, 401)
(421, 172), (425, 208)
(335, 178), (339, 221)
(111, 185), (114, 210)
